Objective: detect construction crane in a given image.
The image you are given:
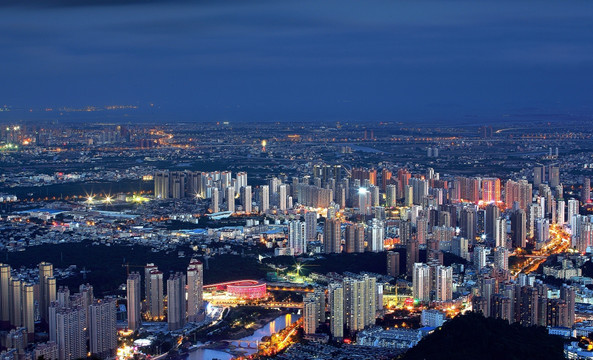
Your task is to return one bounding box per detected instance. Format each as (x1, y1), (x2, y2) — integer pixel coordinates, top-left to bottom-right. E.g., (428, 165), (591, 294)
(122, 263), (149, 276)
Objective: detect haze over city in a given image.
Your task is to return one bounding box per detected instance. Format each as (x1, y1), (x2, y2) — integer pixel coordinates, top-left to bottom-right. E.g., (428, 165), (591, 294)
(1, 0), (593, 122)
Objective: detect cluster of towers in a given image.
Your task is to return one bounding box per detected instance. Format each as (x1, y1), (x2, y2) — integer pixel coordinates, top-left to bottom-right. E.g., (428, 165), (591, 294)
(127, 258), (204, 332)
(304, 274), (379, 340)
(472, 276), (575, 328)
(0, 262), (117, 360)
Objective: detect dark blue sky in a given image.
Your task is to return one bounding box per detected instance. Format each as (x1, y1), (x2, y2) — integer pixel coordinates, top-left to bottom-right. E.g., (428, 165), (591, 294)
(1, 0), (592, 123)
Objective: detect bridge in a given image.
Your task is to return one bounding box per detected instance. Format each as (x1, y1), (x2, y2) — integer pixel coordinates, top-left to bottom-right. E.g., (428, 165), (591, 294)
(206, 299), (303, 309)
(266, 285), (314, 293)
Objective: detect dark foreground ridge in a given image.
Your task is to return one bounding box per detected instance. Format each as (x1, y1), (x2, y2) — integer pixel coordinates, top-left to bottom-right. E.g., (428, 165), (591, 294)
(399, 312), (564, 360)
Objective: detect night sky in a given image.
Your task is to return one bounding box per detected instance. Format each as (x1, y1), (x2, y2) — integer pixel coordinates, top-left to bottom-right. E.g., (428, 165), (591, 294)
(1, 0), (592, 123)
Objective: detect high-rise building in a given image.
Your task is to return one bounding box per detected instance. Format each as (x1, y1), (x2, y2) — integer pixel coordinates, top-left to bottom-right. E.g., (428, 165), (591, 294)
(557, 199), (565, 226)
(416, 217), (428, 245)
(154, 171), (170, 199)
(460, 207), (476, 244)
(343, 277), (364, 331)
(211, 187), (220, 213)
(328, 283), (344, 339)
(482, 178), (501, 203)
(55, 306), (86, 360)
(561, 284), (576, 326)
(39, 262), (56, 323)
(260, 185), (270, 213)
(435, 266), (453, 302)
(226, 187), (235, 213)
(368, 219), (384, 252)
(167, 273), (186, 331)
(0, 264), (11, 327)
(493, 246), (509, 271)
(313, 288), (326, 327)
(288, 220), (307, 255)
(452, 237), (469, 261)
(89, 298), (117, 359)
(386, 251), (400, 277)
(504, 179), (532, 211)
(491, 294), (513, 323)
(549, 166), (560, 188)
(473, 245), (487, 270)
(494, 217), (507, 248)
(582, 178), (591, 204)
(485, 204), (500, 241)
(386, 184), (397, 207)
(406, 240), (419, 277)
(241, 186), (252, 213)
(534, 166), (545, 187)
(413, 263), (431, 302)
(345, 223), (365, 253)
(126, 272), (141, 331)
(236, 172), (248, 191)
(10, 278), (22, 328)
(303, 294), (318, 335)
(187, 259), (203, 323)
(305, 212), (318, 242)
(511, 209), (527, 248)
(22, 283), (34, 342)
(148, 270), (164, 321)
(279, 184), (288, 211)
(324, 218), (342, 254)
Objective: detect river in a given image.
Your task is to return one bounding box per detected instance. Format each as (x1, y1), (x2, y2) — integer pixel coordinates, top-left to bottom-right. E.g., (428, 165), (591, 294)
(187, 313), (301, 360)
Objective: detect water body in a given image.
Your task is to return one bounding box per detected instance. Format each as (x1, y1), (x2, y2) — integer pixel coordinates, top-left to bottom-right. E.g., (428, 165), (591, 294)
(187, 313), (301, 360)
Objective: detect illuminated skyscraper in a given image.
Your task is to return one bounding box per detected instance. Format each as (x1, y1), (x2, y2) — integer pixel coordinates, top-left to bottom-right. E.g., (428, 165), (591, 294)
(148, 269), (164, 321)
(187, 259), (203, 322)
(154, 171), (170, 199)
(39, 262), (56, 323)
(473, 245), (487, 270)
(241, 185), (252, 213)
(582, 178), (591, 204)
(211, 187), (219, 213)
(303, 294), (318, 335)
(260, 185), (270, 213)
(495, 217), (507, 248)
(358, 187), (370, 215)
(226, 187), (235, 213)
(386, 251), (400, 277)
(368, 219), (384, 252)
(324, 218), (342, 254)
(328, 283), (343, 339)
(89, 298), (117, 359)
(236, 172), (248, 191)
(288, 220), (307, 255)
(482, 178), (501, 203)
(167, 273), (186, 331)
(55, 306), (86, 360)
(406, 240), (419, 277)
(435, 266), (453, 302)
(413, 263), (430, 302)
(345, 223), (365, 253)
(126, 272), (141, 331)
(549, 166), (560, 188)
(343, 277), (364, 331)
(511, 209), (527, 248)
(494, 246), (509, 271)
(305, 211), (317, 242)
(0, 264), (11, 327)
(22, 283), (34, 342)
(386, 184), (397, 207)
